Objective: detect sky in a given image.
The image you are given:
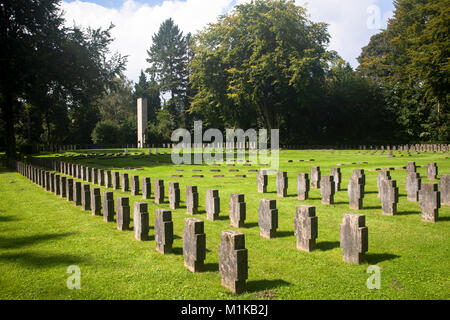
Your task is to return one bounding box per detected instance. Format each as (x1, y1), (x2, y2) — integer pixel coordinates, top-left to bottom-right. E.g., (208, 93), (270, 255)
(61, 0), (395, 83)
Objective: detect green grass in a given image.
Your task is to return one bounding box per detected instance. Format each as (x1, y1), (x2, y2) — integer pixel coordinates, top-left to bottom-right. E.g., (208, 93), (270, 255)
(0, 148), (449, 300)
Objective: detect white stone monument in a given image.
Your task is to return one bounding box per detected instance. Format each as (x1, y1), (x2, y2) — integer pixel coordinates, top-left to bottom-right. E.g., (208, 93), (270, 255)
(137, 98), (148, 148)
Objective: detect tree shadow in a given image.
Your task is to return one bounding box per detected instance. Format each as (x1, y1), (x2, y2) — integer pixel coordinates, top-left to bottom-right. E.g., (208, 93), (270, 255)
(365, 253), (400, 264)
(0, 232), (76, 249)
(365, 191), (378, 195)
(0, 252), (88, 268)
(246, 279), (290, 293)
(364, 206), (381, 210)
(334, 201), (348, 205)
(438, 216), (450, 221)
(316, 241), (340, 251)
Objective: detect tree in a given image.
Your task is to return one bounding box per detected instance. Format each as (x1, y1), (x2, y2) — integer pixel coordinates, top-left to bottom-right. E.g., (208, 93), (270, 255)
(357, 0), (449, 142)
(134, 70), (161, 123)
(146, 18), (189, 125)
(146, 18), (189, 100)
(0, 0), (127, 156)
(189, 0), (334, 133)
(97, 76), (135, 123)
(91, 120), (121, 144)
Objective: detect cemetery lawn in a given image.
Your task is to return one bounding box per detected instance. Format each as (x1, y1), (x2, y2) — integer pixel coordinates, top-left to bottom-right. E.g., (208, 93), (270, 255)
(0, 149), (449, 300)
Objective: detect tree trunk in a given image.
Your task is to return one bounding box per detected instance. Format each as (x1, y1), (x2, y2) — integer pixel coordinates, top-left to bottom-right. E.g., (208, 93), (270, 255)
(3, 92), (16, 159)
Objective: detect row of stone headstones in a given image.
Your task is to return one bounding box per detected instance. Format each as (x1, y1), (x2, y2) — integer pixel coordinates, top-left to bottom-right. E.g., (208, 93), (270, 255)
(11, 160), (248, 295)
(359, 144), (449, 152)
(32, 158), (250, 228)
(257, 165), (448, 223)
(258, 199), (368, 264)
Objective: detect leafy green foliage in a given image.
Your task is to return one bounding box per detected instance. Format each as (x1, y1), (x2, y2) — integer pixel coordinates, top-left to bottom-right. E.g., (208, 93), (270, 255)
(357, 0), (449, 142)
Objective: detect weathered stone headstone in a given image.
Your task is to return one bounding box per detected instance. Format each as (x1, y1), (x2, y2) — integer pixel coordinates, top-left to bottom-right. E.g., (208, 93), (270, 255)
(406, 161), (416, 173)
(86, 167), (92, 183)
(340, 213), (368, 264)
(168, 182), (180, 209)
(81, 184), (91, 211)
(330, 168), (341, 191)
(419, 183), (440, 222)
(380, 179), (398, 215)
(102, 191), (115, 222)
(80, 166), (86, 181)
(154, 179), (164, 204)
(276, 171), (288, 197)
(219, 230), (248, 294)
(406, 172), (421, 202)
(427, 163), (438, 180)
(91, 187), (101, 216)
(133, 202), (149, 240)
(60, 176), (67, 198)
(66, 178), (74, 201)
(49, 172), (54, 192)
(186, 186), (199, 215)
(73, 181), (82, 206)
(294, 205), (318, 252)
(310, 166), (321, 188)
(131, 175), (139, 196)
(257, 170), (268, 193)
(229, 194), (246, 228)
(377, 171), (391, 198)
(92, 168), (98, 185)
(155, 209), (173, 254)
(98, 169), (105, 186)
(183, 218), (206, 272)
(105, 170), (112, 188)
(121, 173), (129, 192)
(142, 177), (151, 199)
(320, 175), (335, 205)
(54, 174), (60, 195)
(352, 169), (366, 187)
(113, 172), (120, 190)
(439, 174), (450, 206)
(206, 189), (220, 221)
(258, 199), (278, 239)
(116, 196), (130, 230)
(297, 173), (309, 200)
(348, 176), (364, 210)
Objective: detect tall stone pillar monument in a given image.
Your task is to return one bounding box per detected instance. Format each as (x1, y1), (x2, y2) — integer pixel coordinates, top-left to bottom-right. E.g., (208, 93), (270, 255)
(137, 98), (148, 148)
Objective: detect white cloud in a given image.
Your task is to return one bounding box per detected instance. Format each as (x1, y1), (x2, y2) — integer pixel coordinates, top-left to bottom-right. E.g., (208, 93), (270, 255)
(61, 0), (392, 82)
(61, 0), (234, 82)
(298, 0), (392, 67)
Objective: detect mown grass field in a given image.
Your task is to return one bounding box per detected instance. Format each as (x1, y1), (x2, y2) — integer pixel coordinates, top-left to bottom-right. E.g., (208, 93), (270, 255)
(0, 148), (449, 300)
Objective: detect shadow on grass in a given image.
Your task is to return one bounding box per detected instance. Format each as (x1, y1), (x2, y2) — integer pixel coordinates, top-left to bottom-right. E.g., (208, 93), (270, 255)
(364, 206), (382, 210)
(276, 231), (294, 238)
(203, 263), (219, 273)
(365, 191), (378, 195)
(438, 216), (450, 221)
(0, 215), (20, 223)
(246, 279), (290, 293)
(397, 211), (419, 216)
(0, 232), (76, 249)
(0, 252), (88, 268)
(316, 241), (340, 251)
(171, 247), (183, 255)
(245, 222), (259, 229)
(365, 253), (400, 264)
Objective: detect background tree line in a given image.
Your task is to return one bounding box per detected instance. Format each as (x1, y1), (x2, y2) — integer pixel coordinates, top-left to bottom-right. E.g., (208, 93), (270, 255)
(1, 0), (448, 158)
